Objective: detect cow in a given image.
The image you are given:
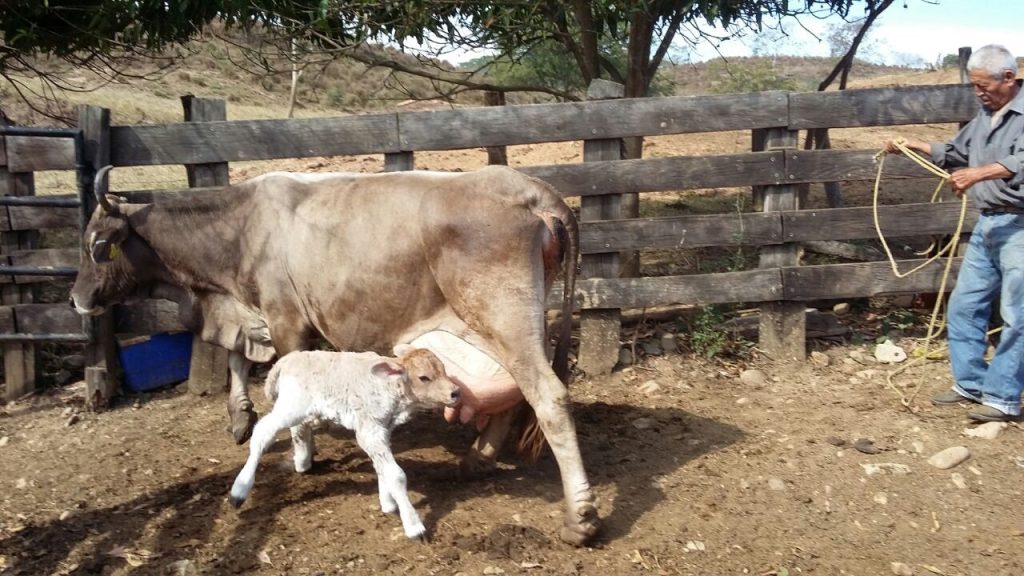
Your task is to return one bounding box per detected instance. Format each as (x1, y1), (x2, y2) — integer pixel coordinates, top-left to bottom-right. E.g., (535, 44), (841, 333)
(69, 165), (600, 545)
(229, 346), (461, 541)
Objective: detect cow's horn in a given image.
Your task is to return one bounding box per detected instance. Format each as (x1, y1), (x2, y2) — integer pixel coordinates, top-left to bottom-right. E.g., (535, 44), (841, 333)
(94, 165), (114, 213)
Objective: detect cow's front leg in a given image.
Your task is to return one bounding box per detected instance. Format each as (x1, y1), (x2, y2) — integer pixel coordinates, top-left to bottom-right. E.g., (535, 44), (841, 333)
(227, 351), (257, 444)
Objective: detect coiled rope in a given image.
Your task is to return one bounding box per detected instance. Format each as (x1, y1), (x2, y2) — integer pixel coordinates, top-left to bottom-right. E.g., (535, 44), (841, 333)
(873, 139), (966, 412)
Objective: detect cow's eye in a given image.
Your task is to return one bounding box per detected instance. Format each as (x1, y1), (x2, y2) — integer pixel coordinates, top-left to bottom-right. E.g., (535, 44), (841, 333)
(418, 375), (431, 383)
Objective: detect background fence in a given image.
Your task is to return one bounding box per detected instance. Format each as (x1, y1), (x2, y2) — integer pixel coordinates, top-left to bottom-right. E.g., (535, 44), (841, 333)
(0, 82), (978, 402)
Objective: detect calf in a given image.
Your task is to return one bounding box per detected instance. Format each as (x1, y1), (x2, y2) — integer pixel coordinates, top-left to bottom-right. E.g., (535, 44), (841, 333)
(229, 346), (461, 540)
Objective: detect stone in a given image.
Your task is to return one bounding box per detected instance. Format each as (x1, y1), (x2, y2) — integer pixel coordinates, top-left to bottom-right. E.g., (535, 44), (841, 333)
(739, 369), (768, 387)
(874, 340), (907, 364)
(767, 477), (786, 491)
(618, 348), (634, 367)
(833, 302), (851, 316)
(963, 421), (1007, 440)
(890, 562), (914, 576)
(660, 333), (679, 354)
(927, 446), (971, 470)
(810, 351), (831, 367)
(638, 380), (661, 396)
(641, 340), (663, 356)
(862, 463), (912, 476)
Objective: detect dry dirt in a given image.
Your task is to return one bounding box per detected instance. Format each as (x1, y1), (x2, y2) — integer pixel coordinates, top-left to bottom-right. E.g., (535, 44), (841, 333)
(5, 68), (1024, 576)
(2, 341), (1023, 576)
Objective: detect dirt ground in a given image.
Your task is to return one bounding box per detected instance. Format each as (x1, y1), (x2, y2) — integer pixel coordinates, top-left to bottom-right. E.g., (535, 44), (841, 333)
(5, 75), (1024, 575)
(2, 337), (1023, 576)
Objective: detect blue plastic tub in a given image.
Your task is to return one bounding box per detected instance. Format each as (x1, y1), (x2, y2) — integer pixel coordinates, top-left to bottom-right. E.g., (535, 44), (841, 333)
(117, 331), (193, 392)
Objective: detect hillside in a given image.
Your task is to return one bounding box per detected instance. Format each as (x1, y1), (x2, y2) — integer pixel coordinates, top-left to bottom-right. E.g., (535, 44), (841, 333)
(0, 30), (965, 128)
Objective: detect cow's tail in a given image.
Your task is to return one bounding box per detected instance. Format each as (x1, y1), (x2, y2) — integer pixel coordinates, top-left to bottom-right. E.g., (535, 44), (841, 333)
(263, 360), (283, 402)
(515, 188), (579, 463)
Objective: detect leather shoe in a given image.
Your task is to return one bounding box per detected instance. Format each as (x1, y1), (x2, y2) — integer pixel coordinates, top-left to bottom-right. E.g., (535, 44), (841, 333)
(931, 389), (977, 406)
(967, 405), (1018, 422)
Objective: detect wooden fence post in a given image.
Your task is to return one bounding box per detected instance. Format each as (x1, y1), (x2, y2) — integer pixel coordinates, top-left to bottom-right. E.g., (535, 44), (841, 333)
(577, 79), (625, 376)
(384, 151), (414, 172)
(0, 136), (39, 400)
(182, 96), (231, 396)
(79, 105), (122, 408)
(759, 127), (805, 361)
(483, 91), (508, 166)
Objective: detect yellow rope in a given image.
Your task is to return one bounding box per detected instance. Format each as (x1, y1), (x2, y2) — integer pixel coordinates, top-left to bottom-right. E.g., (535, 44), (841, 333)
(872, 139), (966, 412)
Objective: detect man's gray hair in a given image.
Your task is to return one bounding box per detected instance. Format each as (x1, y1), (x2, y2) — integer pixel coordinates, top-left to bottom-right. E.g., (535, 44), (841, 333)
(967, 44), (1018, 79)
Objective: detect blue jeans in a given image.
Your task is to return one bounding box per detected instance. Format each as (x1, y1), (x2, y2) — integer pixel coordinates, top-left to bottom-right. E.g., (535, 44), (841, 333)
(947, 213), (1024, 416)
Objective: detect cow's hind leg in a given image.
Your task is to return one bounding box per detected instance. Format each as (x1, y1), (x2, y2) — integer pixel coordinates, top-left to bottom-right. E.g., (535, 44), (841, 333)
(459, 407), (518, 479)
(227, 351), (257, 444)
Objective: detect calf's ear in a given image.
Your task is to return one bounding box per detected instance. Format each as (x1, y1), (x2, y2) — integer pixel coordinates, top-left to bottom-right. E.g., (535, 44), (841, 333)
(393, 343), (415, 357)
(371, 361), (406, 380)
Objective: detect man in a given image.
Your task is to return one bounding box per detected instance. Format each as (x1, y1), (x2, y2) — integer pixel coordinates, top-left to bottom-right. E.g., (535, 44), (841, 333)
(885, 44), (1024, 422)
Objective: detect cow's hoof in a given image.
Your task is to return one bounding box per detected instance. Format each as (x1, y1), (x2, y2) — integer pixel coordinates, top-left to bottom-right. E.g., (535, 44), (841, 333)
(231, 408), (258, 445)
(228, 495), (245, 509)
(560, 503), (600, 547)
(457, 451), (497, 480)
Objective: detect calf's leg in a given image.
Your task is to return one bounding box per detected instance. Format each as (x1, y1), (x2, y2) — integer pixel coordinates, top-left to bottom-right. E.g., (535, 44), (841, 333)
(290, 422), (316, 473)
(229, 398), (306, 507)
(355, 426), (426, 541)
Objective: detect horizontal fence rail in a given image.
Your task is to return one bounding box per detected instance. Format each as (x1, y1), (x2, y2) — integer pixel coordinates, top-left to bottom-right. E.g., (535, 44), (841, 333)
(3, 84), (977, 172)
(0, 81), (981, 393)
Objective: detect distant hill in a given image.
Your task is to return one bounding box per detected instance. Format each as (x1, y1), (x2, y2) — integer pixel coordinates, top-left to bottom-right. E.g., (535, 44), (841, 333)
(0, 31), (968, 127)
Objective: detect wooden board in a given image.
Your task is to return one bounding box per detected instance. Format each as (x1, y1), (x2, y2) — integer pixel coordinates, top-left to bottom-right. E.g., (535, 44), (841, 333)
(783, 258), (962, 300)
(573, 269), (783, 310)
(787, 149), (952, 183)
(399, 91), (789, 150)
(110, 114), (401, 166)
(789, 84), (976, 130)
(2, 205), (78, 232)
(581, 212), (781, 254)
(522, 151), (785, 198)
(3, 136), (77, 172)
(783, 202), (977, 242)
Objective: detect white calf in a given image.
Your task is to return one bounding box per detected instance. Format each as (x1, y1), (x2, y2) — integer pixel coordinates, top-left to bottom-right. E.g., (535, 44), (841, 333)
(229, 346), (461, 540)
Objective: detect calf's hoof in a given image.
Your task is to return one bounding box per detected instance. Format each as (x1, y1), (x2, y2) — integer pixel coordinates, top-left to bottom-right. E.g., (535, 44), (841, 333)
(230, 408), (258, 445)
(559, 502), (600, 547)
(228, 495), (246, 509)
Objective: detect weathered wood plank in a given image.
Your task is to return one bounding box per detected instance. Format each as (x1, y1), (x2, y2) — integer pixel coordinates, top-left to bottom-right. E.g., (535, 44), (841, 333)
(0, 248), (78, 284)
(783, 258), (962, 300)
(522, 151), (785, 198)
(181, 97), (231, 397)
(115, 299), (185, 334)
(789, 84), (976, 130)
(2, 303), (82, 334)
(786, 149), (952, 183)
(574, 269), (783, 309)
(577, 85), (625, 376)
(759, 127), (804, 361)
(783, 202), (977, 242)
(399, 91), (789, 150)
(4, 136), (77, 172)
(1, 168), (39, 399)
(3, 205), (79, 231)
(80, 105), (120, 408)
(580, 212), (782, 254)
(110, 114), (401, 166)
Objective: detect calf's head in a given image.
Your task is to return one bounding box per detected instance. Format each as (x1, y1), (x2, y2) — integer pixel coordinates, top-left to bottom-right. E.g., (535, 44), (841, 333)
(70, 167), (157, 316)
(373, 346), (461, 409)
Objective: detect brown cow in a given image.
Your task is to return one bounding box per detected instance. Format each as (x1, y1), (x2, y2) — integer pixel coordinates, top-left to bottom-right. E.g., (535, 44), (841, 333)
(69, 165), (599, 545)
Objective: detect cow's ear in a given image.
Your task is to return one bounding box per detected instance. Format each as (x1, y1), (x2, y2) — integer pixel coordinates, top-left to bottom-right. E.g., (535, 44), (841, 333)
(371, 361), (406, 380)
(393, 343), (415, 357)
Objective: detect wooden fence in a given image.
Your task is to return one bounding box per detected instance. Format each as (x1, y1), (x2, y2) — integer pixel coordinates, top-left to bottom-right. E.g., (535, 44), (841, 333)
(0, 82), (979, 402)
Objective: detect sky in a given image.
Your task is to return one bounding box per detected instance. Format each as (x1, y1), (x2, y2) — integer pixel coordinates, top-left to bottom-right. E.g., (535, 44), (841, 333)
(691, 0), (1024, 67)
